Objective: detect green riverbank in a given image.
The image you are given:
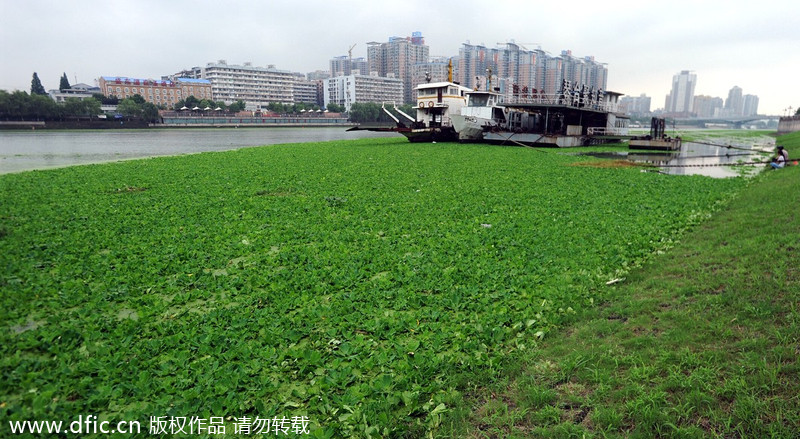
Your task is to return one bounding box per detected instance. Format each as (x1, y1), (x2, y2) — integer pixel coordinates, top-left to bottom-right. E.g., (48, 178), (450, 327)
(0, 134), (792, 437)
(452, 132), (800, 438)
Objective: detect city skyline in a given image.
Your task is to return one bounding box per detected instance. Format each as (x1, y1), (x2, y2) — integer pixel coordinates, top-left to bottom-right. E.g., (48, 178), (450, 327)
(1, 0), (798, 115)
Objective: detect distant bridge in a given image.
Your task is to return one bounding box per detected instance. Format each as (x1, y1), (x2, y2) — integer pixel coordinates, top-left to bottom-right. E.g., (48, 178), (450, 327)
(668, 115), (781, 128)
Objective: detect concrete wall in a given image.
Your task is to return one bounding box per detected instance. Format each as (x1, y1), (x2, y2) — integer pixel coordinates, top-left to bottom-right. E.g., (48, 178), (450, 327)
(778, 116), (800, 134)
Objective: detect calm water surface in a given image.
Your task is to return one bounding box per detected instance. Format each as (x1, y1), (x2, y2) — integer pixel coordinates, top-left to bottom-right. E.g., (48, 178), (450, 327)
(0, 127), (399, 174)
(575, 135), (775, 178)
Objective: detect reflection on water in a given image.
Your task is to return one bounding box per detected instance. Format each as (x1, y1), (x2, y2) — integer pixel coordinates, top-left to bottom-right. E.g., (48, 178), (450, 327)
(0, 127), (399, 174)
(576, 135), (774, 178)
(631, 137), (773, 178)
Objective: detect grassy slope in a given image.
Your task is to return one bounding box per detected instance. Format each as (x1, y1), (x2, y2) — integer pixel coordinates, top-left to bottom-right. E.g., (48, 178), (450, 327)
(455, 132), (800, 438)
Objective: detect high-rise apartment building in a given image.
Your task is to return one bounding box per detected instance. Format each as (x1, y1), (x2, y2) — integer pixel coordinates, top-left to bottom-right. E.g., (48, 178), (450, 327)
(619, 93), (652, 116)
(367, 32), (429, 103)
(559, 51), (607, 92)
(173, 60), (295, 110)
(725, 86), (743, 116)
(666, 70), (696, 115)
(323, 74), (403, 111)
(457, 44), (606, 99)
(692, 95), (724, 118)
(742, 94), (759, 117)
(330, 56), (368, 77)
(411, 57), (454, 93)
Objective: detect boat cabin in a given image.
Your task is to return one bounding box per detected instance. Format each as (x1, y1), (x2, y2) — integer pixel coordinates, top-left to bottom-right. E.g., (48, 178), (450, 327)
(413, 82), (470, 128)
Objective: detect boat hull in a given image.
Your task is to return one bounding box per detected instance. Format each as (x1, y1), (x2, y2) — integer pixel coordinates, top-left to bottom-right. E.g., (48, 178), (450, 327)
(400, 126), (459, 143)
(483, 131), (620, 147)
(451, 114), (495, 142)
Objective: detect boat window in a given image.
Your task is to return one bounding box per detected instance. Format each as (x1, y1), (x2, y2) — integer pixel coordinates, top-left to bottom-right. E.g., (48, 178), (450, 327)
(469, 95), (490, 107)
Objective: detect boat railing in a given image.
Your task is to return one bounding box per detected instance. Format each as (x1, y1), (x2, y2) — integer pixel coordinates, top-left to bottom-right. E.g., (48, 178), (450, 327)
(586, 127), (627, 136)
(505, 92), (618, 112)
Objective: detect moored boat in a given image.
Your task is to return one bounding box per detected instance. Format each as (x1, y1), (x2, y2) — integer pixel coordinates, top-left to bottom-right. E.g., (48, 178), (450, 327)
(453, 79), (631, 147)
(348, 61), (471, 142)
(450, 89), (506, 142)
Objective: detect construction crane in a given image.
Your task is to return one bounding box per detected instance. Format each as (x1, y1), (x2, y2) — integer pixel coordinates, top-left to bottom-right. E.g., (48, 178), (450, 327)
(347, 44), (357, 75)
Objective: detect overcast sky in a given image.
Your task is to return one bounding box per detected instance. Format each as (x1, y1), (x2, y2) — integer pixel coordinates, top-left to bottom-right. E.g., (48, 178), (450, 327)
(2, 0), (798, 115)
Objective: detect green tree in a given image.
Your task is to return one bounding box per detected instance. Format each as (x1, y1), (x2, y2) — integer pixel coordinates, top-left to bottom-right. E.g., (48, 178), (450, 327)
(141, 102), (160, 122)
(183, 96), (200, 109)
(63, 97), (101, 118)
(93, 93), (118, 105)
(228, 100), (246, 113)
(326, 103), (345, 113)
(59, 73), (71, 91)
(130, 94), (146, 105)
(116, 98), (141, 119)
(31, 72), (47, 95)
(30, 93), (60, 119)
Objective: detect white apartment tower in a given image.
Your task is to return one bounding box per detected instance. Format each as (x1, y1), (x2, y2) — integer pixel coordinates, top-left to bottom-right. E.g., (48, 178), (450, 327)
(725, 86), (744, 116)
(742, 94), (759, 117)
(666, 70), (697, 115)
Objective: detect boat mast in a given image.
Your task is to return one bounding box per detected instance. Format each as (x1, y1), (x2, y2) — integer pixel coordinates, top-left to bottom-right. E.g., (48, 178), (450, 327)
(448, 59), (453, 83)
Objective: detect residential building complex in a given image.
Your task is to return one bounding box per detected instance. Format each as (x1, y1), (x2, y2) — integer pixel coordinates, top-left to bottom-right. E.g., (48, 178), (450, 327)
(456, 43), (607, 101)
(367, 32), (429, 103)
(619, 93), (652, 116)
(99, 76), (212, 108)
(693, 95), (723, 118)
(292, 73), (323, 105)
(323, 74), (403, 111)
(330, 56), (368, 77)
(411, 57), (454, 92)
(173, 61), (295, 110)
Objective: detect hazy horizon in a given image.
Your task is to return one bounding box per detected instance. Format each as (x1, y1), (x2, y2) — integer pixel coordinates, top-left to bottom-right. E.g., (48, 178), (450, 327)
(2, 0), (798, 115)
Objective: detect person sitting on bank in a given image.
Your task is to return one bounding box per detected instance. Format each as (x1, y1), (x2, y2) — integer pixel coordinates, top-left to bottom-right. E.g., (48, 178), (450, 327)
(771, 145), (789, 169)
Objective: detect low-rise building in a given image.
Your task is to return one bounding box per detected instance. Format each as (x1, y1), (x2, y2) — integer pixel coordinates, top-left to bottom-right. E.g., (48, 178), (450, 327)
(173, 60), (295, 110)
(293, 76), (323, 106)
(48, 83), (100, 103)
(323, 74), (403, 111)
(99, 76), (212, 108)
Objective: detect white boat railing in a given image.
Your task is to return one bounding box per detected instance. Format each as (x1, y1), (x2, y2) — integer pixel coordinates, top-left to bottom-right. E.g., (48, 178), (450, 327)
(503, 92), (618, 113)
(586, 127), (628, 136)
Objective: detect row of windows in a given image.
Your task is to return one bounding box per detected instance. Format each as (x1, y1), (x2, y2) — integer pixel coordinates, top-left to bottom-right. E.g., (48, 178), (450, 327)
(106, 86), (209, 98)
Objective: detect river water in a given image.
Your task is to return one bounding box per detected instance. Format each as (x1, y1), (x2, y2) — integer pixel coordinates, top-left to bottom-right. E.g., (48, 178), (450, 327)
(0, 127), (399, 174)
(574, 135), (776, 178)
